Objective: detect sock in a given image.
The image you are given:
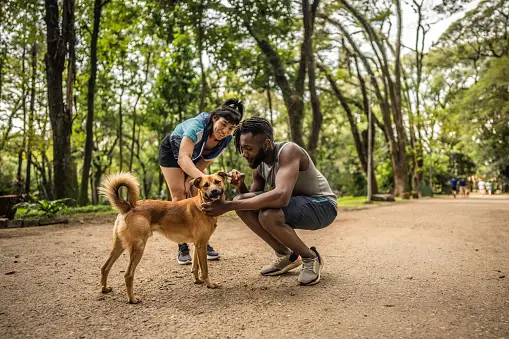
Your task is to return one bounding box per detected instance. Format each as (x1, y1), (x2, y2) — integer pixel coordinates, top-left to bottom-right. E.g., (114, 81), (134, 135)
(289, 251), (299, 262)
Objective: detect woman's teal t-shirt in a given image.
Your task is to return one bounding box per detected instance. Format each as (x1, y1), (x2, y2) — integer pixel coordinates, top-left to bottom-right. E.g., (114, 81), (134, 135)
(169, 112), (232, 161)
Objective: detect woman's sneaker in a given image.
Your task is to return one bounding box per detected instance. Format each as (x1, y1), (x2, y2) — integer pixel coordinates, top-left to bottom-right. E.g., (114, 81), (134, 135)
(260, 251), (302, 276)
(298, 247), (323, 285)
(207, 245), (220, 260)
(177, 243), (192, 265)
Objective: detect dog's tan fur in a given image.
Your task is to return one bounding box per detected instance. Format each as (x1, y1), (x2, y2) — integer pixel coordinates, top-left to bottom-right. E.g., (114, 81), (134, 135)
(99, 171), (227, 304)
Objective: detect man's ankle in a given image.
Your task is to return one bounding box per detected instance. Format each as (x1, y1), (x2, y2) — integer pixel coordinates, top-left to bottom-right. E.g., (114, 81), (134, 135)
(288, 251), (300, 262)
(276, 250), (291, 257)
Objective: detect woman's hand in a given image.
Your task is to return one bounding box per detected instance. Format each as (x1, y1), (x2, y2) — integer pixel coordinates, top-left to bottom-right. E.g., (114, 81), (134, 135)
(228, 170), (245, 188)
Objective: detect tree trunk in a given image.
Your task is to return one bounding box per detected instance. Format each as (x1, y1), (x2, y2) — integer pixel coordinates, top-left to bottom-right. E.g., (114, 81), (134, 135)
(304, 0), (323, 160)
(0, 47), (4, 101)
(354, 55), (387, 142)
(320, 8), (409, 196)
(92, 136), (117, 204)
(118, 60), (125, 171)
(44, 0), (76, 200)
(243, 20), (305, 147)
(79, 0), (105, 205)
(18, 42), (27, 187)
(411, 0), (427, 195)
(198, 0), (208, 112)
(26, 41), (37, 195)
(129, 52), (151, 172)
(392, 0), (410, 196)
(318, 62), (378, 194)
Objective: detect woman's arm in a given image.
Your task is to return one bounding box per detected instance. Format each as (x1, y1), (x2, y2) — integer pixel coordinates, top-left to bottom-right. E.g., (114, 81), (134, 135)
(177, 137), (206, 179)
(195, 157), (211, 174)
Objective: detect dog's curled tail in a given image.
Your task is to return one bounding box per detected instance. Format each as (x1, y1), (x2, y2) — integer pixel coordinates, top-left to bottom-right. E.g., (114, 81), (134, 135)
(99, 172), (140, 214)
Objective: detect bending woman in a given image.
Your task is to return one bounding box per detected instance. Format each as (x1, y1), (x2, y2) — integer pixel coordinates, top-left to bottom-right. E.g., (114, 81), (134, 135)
(159, 99), (244, 264)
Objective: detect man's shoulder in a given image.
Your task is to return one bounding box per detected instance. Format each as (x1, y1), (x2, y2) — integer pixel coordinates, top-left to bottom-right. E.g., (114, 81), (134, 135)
(278, 141), (304, 154)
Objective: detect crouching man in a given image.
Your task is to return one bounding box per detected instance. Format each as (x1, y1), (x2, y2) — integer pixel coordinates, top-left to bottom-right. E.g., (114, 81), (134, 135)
(202, 118), (337, 285)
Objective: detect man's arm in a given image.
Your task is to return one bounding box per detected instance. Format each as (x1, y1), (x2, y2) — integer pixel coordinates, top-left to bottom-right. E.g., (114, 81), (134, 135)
(234, 168), (264, 194)
(228, 144), (301, 211)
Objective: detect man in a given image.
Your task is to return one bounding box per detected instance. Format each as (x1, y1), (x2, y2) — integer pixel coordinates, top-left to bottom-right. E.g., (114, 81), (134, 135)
(202, 118), (338, 286)
(458, 177), (467, 198)
(478, 179), (486, 196)
(450, 177), (458, 198)
(485, 181), (493, 196)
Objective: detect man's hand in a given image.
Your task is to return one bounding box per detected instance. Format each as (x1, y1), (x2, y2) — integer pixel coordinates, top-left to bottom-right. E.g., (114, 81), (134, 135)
(228, 169), (245, 188)
(202, 200), (231, 216)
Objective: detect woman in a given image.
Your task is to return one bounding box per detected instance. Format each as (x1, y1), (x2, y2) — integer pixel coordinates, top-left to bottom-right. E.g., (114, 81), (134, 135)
(159, 99), (244, 264)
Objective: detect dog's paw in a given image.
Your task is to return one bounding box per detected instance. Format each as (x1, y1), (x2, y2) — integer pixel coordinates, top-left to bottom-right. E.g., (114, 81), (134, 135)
(206, 281), (219, 289)
(102, 286), (113, 293)
(194, 278), (204, 285)
(128, 296), (142, 304)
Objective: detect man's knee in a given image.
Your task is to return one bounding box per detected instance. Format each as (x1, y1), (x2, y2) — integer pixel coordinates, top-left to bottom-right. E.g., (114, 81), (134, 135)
(233, 193), (259, 217)
(258, 209), (285, 228)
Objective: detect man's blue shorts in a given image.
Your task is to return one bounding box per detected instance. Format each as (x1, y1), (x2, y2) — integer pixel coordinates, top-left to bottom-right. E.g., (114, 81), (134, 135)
(254, 192), (337, 230)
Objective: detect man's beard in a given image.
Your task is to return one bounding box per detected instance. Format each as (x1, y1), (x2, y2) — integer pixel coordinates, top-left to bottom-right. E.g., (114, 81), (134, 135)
(248, 147), (266, 169)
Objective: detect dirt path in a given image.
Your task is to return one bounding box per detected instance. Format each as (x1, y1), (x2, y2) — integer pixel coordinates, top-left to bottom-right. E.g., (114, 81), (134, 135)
(1, 197), (508, 338)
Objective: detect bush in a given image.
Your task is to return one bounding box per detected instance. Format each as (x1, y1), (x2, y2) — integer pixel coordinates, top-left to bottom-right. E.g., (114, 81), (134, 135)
(14, 198), (73, 218)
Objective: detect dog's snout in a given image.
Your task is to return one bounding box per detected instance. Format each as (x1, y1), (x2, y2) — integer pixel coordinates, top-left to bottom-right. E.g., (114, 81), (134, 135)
(211, 188), (221, 195)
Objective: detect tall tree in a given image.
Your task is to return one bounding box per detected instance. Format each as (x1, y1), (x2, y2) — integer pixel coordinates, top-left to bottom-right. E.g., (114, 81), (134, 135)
(44, 0), (77, 199)
(320, 0), (410, 196)
(318, 61), (379, 194)
(79, 0), (110, 205)
(233, 0), (322, 150)
(25, 40), (37, 195)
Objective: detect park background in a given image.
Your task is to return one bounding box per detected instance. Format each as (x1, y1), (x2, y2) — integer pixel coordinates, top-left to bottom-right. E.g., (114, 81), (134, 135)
(1, 0), (508, 213)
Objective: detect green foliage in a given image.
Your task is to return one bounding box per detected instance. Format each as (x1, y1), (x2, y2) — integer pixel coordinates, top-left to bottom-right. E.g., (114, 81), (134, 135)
(14, 199), (73, 218)
(67, 205), (114, 214)
(2, 0), (509, 203)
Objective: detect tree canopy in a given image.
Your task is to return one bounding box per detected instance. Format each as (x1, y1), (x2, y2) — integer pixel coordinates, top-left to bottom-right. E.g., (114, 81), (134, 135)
(1, 0), (508, 202)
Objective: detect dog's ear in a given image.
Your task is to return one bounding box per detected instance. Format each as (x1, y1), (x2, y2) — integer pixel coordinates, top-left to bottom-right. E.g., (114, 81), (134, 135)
(189, 176), (203, 188)
(217, 171), (228, 181)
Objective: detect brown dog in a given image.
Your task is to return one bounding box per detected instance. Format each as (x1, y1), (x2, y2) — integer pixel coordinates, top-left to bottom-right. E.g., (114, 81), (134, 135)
(99, 171), (228, 304)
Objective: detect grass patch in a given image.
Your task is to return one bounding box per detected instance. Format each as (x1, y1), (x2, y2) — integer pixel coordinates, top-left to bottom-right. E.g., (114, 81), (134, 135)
(337, 196), (370, 208)
(67, 205), (113, 214)
(337, 195), (407, 209)
(15, 204), (114, 219)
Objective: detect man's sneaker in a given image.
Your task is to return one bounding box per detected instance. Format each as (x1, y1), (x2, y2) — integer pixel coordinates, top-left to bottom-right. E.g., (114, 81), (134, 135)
(260, 251), (302, 276)
(177, 243), (192, 265)
(298, 247), (323, 285)
(207, 245), (220, 260)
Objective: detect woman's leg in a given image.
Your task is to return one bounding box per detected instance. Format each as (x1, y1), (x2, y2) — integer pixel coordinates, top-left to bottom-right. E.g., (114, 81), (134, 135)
(160, 166), (187, 201)
(160, 166), (192, 264)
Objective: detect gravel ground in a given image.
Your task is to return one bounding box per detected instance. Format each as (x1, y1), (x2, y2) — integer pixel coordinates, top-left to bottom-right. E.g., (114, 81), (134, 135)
(1, 196), (508, 339)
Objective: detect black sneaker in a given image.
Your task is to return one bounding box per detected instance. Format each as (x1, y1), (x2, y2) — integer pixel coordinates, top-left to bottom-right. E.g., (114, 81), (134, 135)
(177, 243), (192, 265)
(207, 245), (220, 260)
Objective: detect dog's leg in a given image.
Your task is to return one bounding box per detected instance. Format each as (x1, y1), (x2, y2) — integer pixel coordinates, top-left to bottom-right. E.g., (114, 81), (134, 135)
(192, 246), (203, 284)
(124, 242), (146, 304)
(101, 232), (125, 293)
(195, 243), (218, 288)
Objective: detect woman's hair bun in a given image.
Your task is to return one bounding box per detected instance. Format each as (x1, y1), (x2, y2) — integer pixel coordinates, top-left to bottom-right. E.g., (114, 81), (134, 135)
(223, 98), (244, 117)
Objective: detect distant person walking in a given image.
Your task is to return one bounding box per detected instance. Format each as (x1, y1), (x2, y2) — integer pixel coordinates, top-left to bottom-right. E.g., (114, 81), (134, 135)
(467, 177), (474, 196)
(458, 178), (467, 198)
(486, 181), (493, 196)
(450, 177), (458, 198)
(478, 180), (486, 196)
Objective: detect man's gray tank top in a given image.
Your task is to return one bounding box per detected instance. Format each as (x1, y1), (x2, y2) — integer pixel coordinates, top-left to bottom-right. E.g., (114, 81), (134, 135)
(257, 142), (337, 206)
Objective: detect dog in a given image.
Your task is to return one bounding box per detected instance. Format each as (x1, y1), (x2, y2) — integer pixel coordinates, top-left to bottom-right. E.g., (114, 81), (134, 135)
(99, 171), (228, 304)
